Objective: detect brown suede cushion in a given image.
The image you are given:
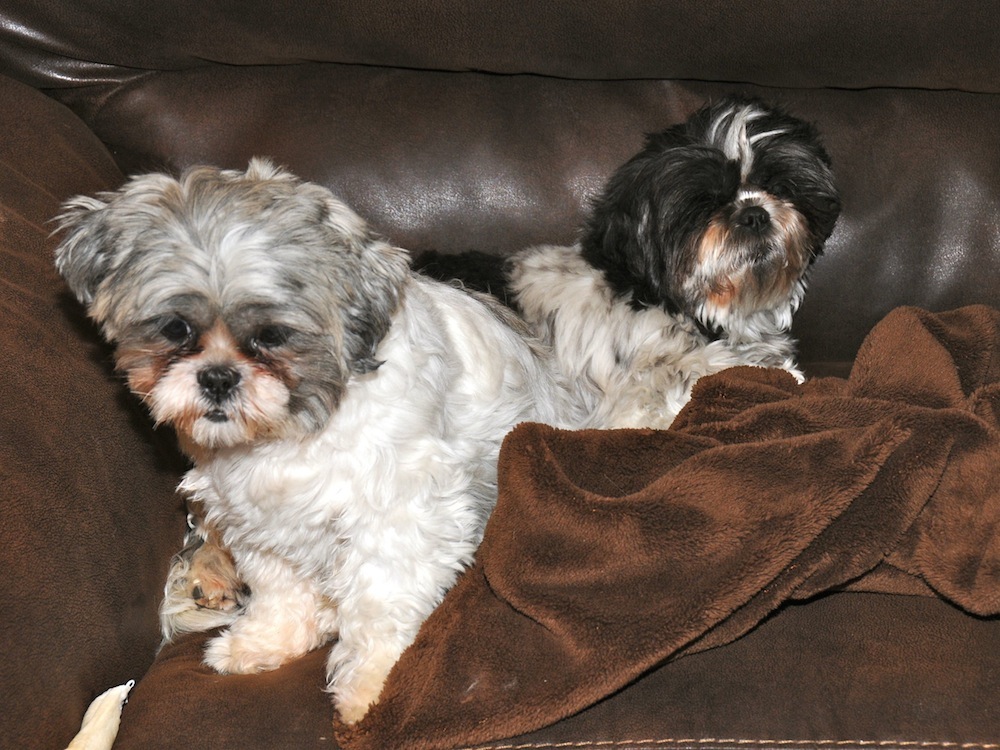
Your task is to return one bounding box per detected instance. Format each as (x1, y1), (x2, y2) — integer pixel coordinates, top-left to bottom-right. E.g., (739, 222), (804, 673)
(0, 75), (187, 749)
(113, 593), (1000, 749)
(115, 632), (337, 748)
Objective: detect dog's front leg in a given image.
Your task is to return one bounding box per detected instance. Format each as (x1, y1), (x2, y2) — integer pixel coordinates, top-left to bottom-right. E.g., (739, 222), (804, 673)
(203, 551), (336, 674)
(326, 610), (416, 724)
(326, 567), (451, 724)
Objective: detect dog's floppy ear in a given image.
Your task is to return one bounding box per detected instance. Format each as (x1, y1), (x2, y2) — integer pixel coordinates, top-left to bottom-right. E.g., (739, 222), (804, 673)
(344, 235), (408, 375)
(53, 195), (113, 310)
(580, 158), (677, 312)
(317, 193), (410, 375)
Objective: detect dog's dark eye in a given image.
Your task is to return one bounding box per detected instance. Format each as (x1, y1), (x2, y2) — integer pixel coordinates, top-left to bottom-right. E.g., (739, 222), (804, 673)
(768, 181), (793, 200)
(160, 317), (193, 344)
(250, 325), (290, 352)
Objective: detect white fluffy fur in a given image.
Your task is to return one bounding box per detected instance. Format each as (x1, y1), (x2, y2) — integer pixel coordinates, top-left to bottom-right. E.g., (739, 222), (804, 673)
(510, 243), (802, 430)
(182, 276), (568, 722)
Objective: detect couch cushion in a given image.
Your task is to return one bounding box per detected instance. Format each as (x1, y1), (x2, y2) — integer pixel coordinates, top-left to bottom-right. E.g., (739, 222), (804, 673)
(0, 74), (187, 749)
(115, 632), (336, 749)
(112, 592), (1000, 749)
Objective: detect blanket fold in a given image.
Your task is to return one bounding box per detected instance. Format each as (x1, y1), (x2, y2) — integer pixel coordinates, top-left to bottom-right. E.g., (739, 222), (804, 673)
(339, 305), (1000, 750)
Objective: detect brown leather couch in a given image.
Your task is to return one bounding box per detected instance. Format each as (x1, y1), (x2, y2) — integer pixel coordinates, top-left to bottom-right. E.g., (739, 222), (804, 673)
(2, 2), (998, 748)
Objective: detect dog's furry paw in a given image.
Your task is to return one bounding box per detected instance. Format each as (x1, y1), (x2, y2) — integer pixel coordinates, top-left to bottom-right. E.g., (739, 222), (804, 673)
(160, 532), (249, 642)
(328, 639), (402, 724)
(204, 617), (322, 674)
(203, 629), (286, 674)
(187, 541), (248, 612)
(335, 686), (383, 726)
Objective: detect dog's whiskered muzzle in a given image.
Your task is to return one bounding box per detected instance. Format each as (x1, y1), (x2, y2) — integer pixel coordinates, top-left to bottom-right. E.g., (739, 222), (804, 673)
(198, 365), (242, 405)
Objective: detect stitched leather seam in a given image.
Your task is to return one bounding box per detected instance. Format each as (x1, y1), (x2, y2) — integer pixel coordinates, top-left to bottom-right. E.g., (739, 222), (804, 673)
(471, 744), (1000, 749)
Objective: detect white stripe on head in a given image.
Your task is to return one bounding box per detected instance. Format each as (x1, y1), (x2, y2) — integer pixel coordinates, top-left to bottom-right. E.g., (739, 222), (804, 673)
(737, 188), (767, 204)
(707, 103), (789, 180)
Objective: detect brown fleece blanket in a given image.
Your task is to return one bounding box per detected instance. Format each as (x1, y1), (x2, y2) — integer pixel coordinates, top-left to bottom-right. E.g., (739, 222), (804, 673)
(339, 305), (1000, 750)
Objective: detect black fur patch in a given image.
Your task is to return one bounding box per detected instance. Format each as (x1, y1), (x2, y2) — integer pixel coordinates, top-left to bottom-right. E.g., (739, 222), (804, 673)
(412, 250), (517, 309)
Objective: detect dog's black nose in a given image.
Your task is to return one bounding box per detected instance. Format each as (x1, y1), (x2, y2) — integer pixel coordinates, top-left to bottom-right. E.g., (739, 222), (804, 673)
(198, 366), (241, 403)
(735, 205), (771, 232)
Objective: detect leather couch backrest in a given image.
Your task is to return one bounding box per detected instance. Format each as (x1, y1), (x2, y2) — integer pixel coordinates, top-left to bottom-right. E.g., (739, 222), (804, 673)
(2, 2), (998, 365)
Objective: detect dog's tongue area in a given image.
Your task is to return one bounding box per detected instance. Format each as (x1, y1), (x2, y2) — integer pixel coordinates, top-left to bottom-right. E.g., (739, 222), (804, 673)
(339, 304), (1000, 750)
(204, 410), (228, 423)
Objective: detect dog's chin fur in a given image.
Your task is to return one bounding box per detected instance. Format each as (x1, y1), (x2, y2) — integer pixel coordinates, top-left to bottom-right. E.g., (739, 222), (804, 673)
(54, 159), (572, 724)
(509, 95), (841, 429)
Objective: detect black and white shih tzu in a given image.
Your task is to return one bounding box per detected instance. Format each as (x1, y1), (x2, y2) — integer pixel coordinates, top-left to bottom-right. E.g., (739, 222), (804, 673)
(54, 159), (572, 724)
(420, 95), (841, 429)
(512, 95), (841, 428)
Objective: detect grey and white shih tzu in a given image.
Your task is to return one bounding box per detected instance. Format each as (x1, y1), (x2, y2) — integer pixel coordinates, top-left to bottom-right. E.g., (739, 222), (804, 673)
(54, 159), (571, 724)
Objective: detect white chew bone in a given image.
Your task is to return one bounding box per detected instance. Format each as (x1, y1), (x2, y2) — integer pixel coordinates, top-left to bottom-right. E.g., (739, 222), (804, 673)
(66, 680), (135, 750)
